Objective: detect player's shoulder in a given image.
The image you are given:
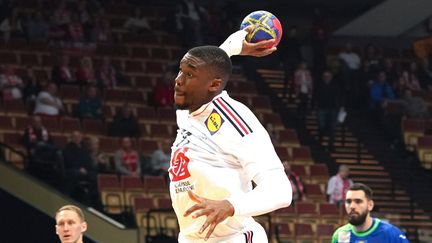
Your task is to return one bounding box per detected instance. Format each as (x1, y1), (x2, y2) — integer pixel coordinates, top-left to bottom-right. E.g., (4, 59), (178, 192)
(211, 93), (260, 137)
(332, 224), (353, 243)
(377, 219), (408, 240)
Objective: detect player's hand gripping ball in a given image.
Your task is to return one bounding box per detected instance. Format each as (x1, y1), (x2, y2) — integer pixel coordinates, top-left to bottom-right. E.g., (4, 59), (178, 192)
(240, 10), (283, 48)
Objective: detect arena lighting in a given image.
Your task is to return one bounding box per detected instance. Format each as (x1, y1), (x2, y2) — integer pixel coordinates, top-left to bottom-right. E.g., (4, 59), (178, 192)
(87, 207), (126, 229)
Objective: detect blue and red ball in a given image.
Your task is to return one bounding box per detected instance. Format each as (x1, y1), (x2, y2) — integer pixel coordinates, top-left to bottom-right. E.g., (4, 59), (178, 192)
(240, 10), (283, 48)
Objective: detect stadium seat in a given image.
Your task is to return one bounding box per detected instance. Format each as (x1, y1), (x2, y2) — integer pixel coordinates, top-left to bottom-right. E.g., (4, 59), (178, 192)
(275, 145), (290, 161)
(132, 47), (151, 59)
(20, 53), (39, 66)
(272, 205), (297, 224)
(134, 76), (155, 91)
(290, 164), (308, 177)
(308, 164), (329, 184)
(133, 197), (157, 230)
(149, 124), (171, 139)
(0, 51), (18, 64)
(151, 48), (170, 60)
(60, 85), (81, 103)
(143, 175), (169, 198)
(61, 118), (81, 134)
(272, 223), (294, 243)
(139, 139), (159, 156)
(82, 119), (106, 135)
(279, 129), (301, 146)
(125, 60), (144, 73)
(14, 116), (32, 132)
(292, 146), (313, 164)
(401, 118), (425, 151)
(145, 61), (165, 74)
(0, 115), (14, 132)
(304, 184), (325, 202)
(121, 176), (146, 210)
(98, 174), (124, 214)
(318, 203), (341, 225)
(98, 136), (119, 153)
(251, 96), (272, 112)
(41, 116), (62, 134)
(417, 136), (432, 169)
(262, 113), (285, 130)
(295, 202), (318, 224)
(4, 100), (29, 117)
(294, 223), (315, 242)
(316, 224), (334, 243)
(158, 107), (176, 124)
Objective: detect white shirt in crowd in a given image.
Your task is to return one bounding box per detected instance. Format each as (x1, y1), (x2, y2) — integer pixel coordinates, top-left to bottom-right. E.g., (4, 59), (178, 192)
(34, 91), (63, 116)
(338, 51), (361, 70)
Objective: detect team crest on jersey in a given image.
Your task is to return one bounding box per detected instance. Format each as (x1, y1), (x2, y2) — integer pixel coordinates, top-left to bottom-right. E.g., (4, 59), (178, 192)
(338, 231), (350, 243)
(205, 109), (224, 135)
(169, 147), (191, 181)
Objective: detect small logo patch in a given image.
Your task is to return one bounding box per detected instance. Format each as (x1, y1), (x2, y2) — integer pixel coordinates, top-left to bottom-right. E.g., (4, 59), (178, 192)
(205, 109), (224, 135)
(338, 231), (350, 243)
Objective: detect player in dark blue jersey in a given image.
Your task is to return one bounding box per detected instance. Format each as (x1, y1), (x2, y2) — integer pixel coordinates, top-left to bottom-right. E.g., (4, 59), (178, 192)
(332, 183), (409, 243)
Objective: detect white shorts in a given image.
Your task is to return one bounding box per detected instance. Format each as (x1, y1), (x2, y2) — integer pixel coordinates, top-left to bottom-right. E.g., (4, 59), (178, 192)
(178, 221), (267, 243)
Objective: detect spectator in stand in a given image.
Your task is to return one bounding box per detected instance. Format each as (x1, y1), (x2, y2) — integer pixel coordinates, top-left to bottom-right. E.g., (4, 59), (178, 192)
(418, 58), (432, 91)
(180, 0), (207, 46)
(68, 13), (84, 45)
(25, 11), (49, 42)
(34, 82), (64, 117)
(97, 56), (117, 89)
(383, 58), (399, 87)
(92, 17), (112, 43)
(282, 161), (306, 202)
(123, 8), (151, 33)
(0, 65), (24, 101)
(76, 56), (97, 86)
(338, 42), (362, 108)
(63, 131), (97, 203)
(316, 70), (341, 152)
(77, 0), (93, 43)
(0, 9), (23, 43)
(108, 103), (140, 137)
(280, 26), (302, 92)
(150, 140), (170, 175)
(52, 1), (71, 33)
(401, 89), (430, 119)
(22, 67), (41, 103)
(363, 44), (382, 76)
(22, 115), (58, 169)
(397, 70), (421, 96)
(88, 136), (111, 173)
(76, 85), (103, 120)
(114, 136), (141, 176)
(327, 165), (353, 207)
(52, 54), (76, 86)
(370, 71), (395, 110)
(293, 61), (313, 123)
(153, 70), (174, 107)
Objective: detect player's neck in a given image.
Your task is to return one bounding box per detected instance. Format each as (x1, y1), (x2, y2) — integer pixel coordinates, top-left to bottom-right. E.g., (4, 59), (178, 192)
(355, 216), (373, 232)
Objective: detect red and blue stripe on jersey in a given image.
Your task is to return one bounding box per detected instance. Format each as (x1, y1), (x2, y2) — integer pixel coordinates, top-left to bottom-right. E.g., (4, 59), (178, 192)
(212, 97), (253, 137)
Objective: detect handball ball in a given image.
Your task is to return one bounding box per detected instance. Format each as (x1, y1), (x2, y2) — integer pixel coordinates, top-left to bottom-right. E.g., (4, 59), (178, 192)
(240, 10), (283, 48)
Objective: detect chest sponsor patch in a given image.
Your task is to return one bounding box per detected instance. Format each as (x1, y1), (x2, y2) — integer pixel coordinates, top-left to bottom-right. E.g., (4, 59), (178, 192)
(205, 109), (224, 135)
(338, 231), (350, 243)
(169, 147), (191, 181)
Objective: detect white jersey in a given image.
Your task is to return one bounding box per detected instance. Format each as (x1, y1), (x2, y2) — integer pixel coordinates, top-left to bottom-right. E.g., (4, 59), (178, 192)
(169, 91), (291, 241)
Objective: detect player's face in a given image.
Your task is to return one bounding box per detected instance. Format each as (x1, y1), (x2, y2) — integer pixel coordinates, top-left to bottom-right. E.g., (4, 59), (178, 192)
(345, 190), (374, 226)
(174, 53), (219, 112)
(55, 210), (87, 243)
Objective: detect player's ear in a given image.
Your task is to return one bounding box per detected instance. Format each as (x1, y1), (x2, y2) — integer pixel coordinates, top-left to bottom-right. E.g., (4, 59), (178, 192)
(81, 221), (88, 233)
(368, 199), (374, 211)
(209, 78), (222, 92)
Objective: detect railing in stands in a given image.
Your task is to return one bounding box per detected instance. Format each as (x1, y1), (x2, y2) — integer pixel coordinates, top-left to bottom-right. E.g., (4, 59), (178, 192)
(0, 141), (28, 168)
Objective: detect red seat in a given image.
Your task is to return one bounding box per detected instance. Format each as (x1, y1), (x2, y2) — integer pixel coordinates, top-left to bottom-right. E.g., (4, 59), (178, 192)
(3, 132), (21, 145)
(272, 223), (292, 240)
(61, 118), (81, 133)
(60, 85), (81, 101)
(143, 175), (168, 196)
(158, 107), (176, 124)
(0, 115), (14, 131)
(157, 198), (173, 210)
(304, 184), (324, 200)
(133, 197), (156, 213)
(250, 96), (272, 111)
(98, 174), (124, 214)
(82, 119), (105, 135)
(274, 146), (289, 160)
(151, 48), (170, 59)
(0, 51), (17, 64)
(278, 129), (300, 145)
(292, 146), (313, 164)
(41, 116), (62, 134)
(132, 47), (150, 58)
(146, 61), (165, 73)
(125, 60), (143, 73)
(15, 117), (32, 131)
(290, 164), (307, 177)
(134, 76), (154, 90)
(139, 139), (159, 155)
(137, 106), (158, 123)
(98, 136), (119, 153)
(294, 223), (314, 238)
(20, 53), (39, 66)
(317, 224), (335, 240)
(295, 202), (318, 223)
(319, 203), (340, 224)
(402, 118), (425, 133)
(149, 124), (171, 139)
(4, 100), (29, 116)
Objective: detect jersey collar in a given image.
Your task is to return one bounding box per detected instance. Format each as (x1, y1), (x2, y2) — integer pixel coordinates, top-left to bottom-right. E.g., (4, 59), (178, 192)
(190, 91), (228, 117)
(351, 218), (380, 237)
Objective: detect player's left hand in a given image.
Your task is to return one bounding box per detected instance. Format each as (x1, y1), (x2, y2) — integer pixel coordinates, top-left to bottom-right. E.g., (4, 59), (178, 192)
(184, 190), (235, 241)
(239, 25), (277, 57)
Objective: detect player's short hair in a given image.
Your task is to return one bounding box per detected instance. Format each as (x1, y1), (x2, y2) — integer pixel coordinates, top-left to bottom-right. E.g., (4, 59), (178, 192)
(349, 183), (373, 200)
(187, 45), (232, 85)
(56, 205), (85, 222)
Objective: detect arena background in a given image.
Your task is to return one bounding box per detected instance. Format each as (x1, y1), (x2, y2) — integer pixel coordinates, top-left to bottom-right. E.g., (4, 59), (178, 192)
(0, 0), (431, 242)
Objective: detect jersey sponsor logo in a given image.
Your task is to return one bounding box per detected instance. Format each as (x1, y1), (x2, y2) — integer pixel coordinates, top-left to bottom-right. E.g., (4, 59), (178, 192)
(205, 109), (224, 135)
(355, 241), (366, 243)
(212, 97), (253, 137)
(338, 231), (350, 243)
(169, 147), (191, 181)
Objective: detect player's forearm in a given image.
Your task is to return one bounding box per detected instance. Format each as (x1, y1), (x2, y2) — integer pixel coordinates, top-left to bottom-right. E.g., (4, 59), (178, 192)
(219, 30), (248, 57)
(227, 169), (292, 217)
